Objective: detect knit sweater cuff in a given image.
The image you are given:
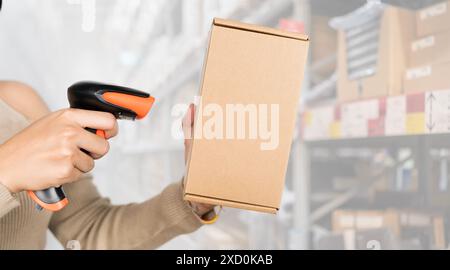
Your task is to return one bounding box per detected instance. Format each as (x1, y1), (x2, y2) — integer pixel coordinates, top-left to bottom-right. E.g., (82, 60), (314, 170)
(0, 182), (19, 218)
(161, 182), (203, 232)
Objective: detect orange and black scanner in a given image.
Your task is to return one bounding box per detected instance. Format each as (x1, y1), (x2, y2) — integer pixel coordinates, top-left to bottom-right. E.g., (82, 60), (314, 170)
(28, 81), (155, 211)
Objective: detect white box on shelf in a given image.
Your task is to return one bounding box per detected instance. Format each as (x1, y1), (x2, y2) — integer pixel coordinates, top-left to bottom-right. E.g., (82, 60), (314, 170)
(385, 95), (407, 135)
(425, 89), (450, 133)
(303, 106), (334, 141)
(341, 99), (379, 138)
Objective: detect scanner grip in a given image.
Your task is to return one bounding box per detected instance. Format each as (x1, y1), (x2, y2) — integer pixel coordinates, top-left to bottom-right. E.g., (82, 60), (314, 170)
(27, 187), (68, 212)
(28, 128), (105, 211)
(85, 127), (106, 139)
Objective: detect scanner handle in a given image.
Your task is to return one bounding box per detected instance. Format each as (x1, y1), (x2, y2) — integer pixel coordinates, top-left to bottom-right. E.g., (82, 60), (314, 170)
(27, 187), (68, 212)
(28, 128), (105, 211)
(85, 127), (106, 139)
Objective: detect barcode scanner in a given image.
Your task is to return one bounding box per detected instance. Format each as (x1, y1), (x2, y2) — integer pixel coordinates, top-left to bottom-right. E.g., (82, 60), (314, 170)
(27, 81), (155, 211)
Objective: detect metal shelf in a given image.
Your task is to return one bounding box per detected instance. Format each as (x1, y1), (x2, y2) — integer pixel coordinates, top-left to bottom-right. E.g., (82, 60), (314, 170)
(302, 89), (450, 142)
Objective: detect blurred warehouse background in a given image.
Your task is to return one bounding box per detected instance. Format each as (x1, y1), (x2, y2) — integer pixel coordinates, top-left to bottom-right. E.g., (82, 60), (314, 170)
(1, 0), (450, 250)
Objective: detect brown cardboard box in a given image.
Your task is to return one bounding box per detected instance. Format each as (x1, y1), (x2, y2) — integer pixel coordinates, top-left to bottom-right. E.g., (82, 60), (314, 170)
(398, 210), (446, 249)
(335, 6), (415, 102)
(316, 228), (400, 250)
(183, 18), (309, 213)
(404, 61), (450, 93)
(433, 216), (446, 249)
(333, 209), (446, 249)
(409, 29), (450, 67)
(310, 16), (337, 79)
(332, 209), (401, 236)
(416, 0), (450, 37)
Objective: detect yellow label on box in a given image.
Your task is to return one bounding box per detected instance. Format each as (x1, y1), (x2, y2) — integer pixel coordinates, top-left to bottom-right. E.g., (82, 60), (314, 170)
(329, 121), (341, 138)
(406, 113), (425, 134)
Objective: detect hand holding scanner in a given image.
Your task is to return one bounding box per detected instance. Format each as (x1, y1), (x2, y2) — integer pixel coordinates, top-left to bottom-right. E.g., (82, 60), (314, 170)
(28, 81), (155, 211)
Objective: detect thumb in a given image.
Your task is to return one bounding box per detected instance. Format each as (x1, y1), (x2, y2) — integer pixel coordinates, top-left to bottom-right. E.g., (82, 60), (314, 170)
(182, 103), (195, 140)
(183, 104), (195, 162)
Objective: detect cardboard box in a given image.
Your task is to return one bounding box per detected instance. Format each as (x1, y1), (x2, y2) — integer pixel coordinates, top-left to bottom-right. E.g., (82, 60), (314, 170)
(333, 209), (446, 249)
(416, 0), (450, 37)
(404, 61), (450, 93)
(315, 230), (356, 250)
(334, 6), (415, 102)
(332, 209), (401, 236)
(310, 16), (337, 79)
(183, 18), (309, 213)
(355, 228), (398, 250)
(409, 29), (450, 67)
(317, 228), (399, 250)
(398, 210), (446, 249)
(433, 216), (446, 249)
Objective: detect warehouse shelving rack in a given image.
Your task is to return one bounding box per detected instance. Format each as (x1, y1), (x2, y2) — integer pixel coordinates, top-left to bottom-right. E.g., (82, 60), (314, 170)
(296, 90), (450, 249)
(295, 0), (450, 249)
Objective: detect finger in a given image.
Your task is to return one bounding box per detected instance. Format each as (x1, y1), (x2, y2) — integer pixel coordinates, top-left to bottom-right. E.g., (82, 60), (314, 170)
(76, 128), (110, 159)
(65, 109), (116, 131)
(104, 119), (119, 139)
(73, 149), (95, 173)
(64, 168), (83, 184)
(191, 202), (216, 216)
(183, 104), (195, 163)
(191, 104), (195, 123)
(182, 104), (195, 140)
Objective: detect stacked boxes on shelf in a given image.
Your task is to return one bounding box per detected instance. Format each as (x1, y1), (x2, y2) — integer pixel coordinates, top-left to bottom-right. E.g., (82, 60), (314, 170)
(309, 16), (336, 80)
(331, 2), (415, 102)
(332, 209), (401, 236)
(303, 2), (450, 139)
(304, 15), (338, 106)
(326, 209), (446, 250)
(404, 0), (450, 93)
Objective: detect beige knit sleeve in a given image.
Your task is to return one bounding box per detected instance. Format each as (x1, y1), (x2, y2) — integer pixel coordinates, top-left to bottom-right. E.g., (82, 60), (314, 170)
(49, 174), (203, 249)
(0, 182), (20, 218)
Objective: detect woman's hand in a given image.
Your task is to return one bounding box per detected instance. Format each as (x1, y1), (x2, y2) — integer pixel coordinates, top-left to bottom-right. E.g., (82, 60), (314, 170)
(182, 104), (215, 216)
(0, 108), (118, 193)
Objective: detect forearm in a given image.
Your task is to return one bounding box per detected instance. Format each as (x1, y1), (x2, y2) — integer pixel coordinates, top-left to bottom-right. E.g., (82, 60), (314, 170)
(50, 176), (203, 249)
(0, 182), (19, 218)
